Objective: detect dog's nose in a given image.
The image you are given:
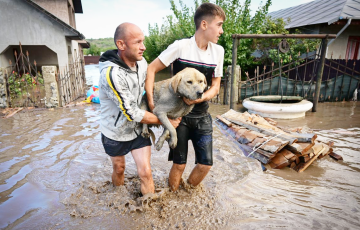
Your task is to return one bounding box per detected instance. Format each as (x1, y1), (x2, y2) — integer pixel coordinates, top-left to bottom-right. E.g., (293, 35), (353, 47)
(197, 92), (203, 98)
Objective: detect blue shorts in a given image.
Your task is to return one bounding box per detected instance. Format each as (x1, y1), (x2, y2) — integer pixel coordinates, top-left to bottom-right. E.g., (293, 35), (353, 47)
(168, 114), (213, 166)
(101, 133), (151, 157)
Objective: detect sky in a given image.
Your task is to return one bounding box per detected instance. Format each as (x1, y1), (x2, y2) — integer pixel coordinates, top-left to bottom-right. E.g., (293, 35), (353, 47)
(75, 0), (314, 39)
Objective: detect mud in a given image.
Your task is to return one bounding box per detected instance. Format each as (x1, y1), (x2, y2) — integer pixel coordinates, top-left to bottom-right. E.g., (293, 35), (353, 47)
(1, 100), (360, 229)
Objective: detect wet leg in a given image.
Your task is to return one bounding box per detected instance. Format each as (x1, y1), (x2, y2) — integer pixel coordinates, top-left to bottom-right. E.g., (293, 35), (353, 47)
(131, 146), (154, 195)
(169, 163), (186, 191)
(188, 164), (212, 187)
(110, 156), (126, 186)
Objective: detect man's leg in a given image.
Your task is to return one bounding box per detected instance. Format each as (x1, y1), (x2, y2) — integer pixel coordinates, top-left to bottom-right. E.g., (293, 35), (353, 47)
(169, 163), (186, 191)
(188, 114), (213, 187)
(131, 145), (154, 195)
(188, 164), (212, 186)
(110, 155), (126, 186)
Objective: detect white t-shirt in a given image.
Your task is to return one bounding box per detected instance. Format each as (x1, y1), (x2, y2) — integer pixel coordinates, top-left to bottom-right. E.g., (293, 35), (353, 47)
(158, 35), (224, 78)
(158, 35), (225, 117)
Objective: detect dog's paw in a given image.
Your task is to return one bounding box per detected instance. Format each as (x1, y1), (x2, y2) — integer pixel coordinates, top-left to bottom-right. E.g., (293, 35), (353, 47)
(169, 137), (178, 149)
(155, 141), (164, 151)
(141, 130), (150, 139)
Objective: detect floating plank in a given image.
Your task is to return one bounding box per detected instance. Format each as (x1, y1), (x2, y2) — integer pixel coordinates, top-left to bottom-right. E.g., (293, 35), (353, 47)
(286, 142), (315, 155)
(223, 110), (297, 144)
(296, 144), (327, 172)
(264, 117), (277, 126)
(329, 152), (343, 161)
(4, 108), (23, 118)
(269, 152), (289, 169)
(216, 115), (232, 127)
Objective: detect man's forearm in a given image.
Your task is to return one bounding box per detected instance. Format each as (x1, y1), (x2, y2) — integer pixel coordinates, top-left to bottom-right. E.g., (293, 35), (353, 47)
(140, 111), (161, 124)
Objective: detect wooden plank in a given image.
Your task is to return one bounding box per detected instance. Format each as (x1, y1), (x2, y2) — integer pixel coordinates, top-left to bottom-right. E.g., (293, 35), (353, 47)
(264, 117), (277, 126)
(4, 108), (23, 118)
(300, 155), (311, 163)
(281, 149), (296, 160)
(329, 152), (343, 161)
(214, 120), (272, 164)
(269, 152), (289, 169)
(216, 115), (232, 127)
(286, 142), (315, 155)
(223, 110), (297, 144)
(297, 144), (327, 172)
(288, 132), (317, 143)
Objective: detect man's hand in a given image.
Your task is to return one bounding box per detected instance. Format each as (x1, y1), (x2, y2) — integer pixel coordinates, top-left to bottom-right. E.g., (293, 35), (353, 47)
(169, 117), (182, 128)
(148, 100), (155, 112)
(183, 97), (202, 105)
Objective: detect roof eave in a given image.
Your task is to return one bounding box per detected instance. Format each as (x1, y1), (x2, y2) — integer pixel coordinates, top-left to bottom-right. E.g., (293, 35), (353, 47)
(24, 0), (85, 40)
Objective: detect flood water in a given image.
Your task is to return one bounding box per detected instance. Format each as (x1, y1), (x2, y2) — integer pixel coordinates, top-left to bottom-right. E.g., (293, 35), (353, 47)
(0, 66), (360, 229)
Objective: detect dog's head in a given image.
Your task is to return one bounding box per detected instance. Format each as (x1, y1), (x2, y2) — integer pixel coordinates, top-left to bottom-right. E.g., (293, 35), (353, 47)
(171, 67), (207, 100)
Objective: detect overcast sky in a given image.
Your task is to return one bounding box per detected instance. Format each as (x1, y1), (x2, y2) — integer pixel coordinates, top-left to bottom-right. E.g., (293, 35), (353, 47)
(75, 0), (314, 39)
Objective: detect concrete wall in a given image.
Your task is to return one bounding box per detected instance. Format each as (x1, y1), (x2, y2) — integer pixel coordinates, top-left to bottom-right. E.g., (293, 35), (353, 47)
(32, 0), (70, 25)
(1, 45), (58, 69)
(320, 25), (360, 59)
(0, 0), (79, 68)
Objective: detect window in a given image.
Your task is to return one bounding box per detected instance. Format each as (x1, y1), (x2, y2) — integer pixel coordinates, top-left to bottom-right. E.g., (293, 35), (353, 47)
(345, 36), (360, 60)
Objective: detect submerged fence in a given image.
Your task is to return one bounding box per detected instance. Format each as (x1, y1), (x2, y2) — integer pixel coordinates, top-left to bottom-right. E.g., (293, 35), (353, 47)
(210, 34), (360, 107)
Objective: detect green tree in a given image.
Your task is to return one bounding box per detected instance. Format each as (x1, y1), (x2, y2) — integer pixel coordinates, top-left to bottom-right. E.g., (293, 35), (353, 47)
(144, 0), (320, 74)
(84, 44), (101, 56)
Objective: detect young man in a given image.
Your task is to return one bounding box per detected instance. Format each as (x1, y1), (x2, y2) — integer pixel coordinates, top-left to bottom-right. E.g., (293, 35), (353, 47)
(146, 3), (225, 191)
(98, 22), (181, 195)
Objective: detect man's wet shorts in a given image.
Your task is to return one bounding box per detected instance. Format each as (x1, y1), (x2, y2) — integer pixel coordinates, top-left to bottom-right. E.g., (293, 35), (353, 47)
(101, 133), (151, 157)
(168, 113), (213, 166)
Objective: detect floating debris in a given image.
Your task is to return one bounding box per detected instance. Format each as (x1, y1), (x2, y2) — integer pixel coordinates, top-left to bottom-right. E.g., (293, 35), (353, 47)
(215, 109), (342, 172)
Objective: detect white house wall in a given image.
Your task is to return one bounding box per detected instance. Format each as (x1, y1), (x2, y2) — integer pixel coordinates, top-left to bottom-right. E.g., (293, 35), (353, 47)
(320, 24), (360, 59)
(0, 0), (79, 68)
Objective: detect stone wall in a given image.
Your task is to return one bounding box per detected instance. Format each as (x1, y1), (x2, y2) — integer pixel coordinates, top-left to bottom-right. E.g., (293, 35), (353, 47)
(0, 68), (8, 108)
(42, 66), (60, 108)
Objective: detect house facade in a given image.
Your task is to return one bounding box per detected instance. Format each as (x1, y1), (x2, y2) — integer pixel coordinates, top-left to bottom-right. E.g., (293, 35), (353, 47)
(0, 0), (89, 70)
(268, 0), (360, 59)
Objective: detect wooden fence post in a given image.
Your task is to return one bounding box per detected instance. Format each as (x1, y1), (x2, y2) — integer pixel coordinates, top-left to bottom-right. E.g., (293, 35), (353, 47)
(230, 38), (239, 109)
(312, 37), (328, 112)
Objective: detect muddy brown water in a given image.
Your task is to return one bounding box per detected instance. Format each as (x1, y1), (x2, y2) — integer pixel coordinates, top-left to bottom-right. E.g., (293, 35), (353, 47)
(0, 101), (359, 229)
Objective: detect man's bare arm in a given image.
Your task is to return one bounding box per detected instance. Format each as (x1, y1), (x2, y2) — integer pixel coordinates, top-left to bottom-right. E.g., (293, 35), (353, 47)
(145, 58), (167, 111)
(141, 111), (181, 128)
(183, 77), (221, 105)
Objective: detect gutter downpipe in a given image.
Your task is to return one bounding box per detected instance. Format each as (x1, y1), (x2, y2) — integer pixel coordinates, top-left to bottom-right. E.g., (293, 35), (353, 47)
(326, 18), (351, 57)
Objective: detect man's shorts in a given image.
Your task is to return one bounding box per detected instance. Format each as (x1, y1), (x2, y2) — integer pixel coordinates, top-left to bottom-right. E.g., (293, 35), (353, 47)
(101, 133), (151, 157)
(168, 113), (213, 166)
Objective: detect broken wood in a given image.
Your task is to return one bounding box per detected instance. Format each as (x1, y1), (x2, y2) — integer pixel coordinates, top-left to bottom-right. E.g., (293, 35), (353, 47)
(217, 109), (338, 173)
(296, 144), (327, 172)
(4, 108), (23, 118)
(329, 152), (343, 161)
(222, 110), (298, 144)
(286, 142), (315, 155)
(216, 115), (232, 127)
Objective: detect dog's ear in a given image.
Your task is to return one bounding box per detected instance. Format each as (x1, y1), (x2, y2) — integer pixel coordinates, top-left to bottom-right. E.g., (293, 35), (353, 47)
(203, 75), (207, 88)
(171, 72), (182, 93)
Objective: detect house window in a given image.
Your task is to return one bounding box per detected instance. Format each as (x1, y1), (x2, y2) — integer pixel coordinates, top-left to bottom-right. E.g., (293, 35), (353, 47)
(346, 36), (360, 60)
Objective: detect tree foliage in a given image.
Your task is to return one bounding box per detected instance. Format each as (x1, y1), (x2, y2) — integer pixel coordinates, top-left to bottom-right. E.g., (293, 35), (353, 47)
(144, 0), (320, 74)
(83, 43), (101, 56)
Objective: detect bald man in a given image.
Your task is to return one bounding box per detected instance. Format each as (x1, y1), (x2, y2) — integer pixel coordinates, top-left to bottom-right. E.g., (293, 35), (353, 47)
(98, 23), (181, 195)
